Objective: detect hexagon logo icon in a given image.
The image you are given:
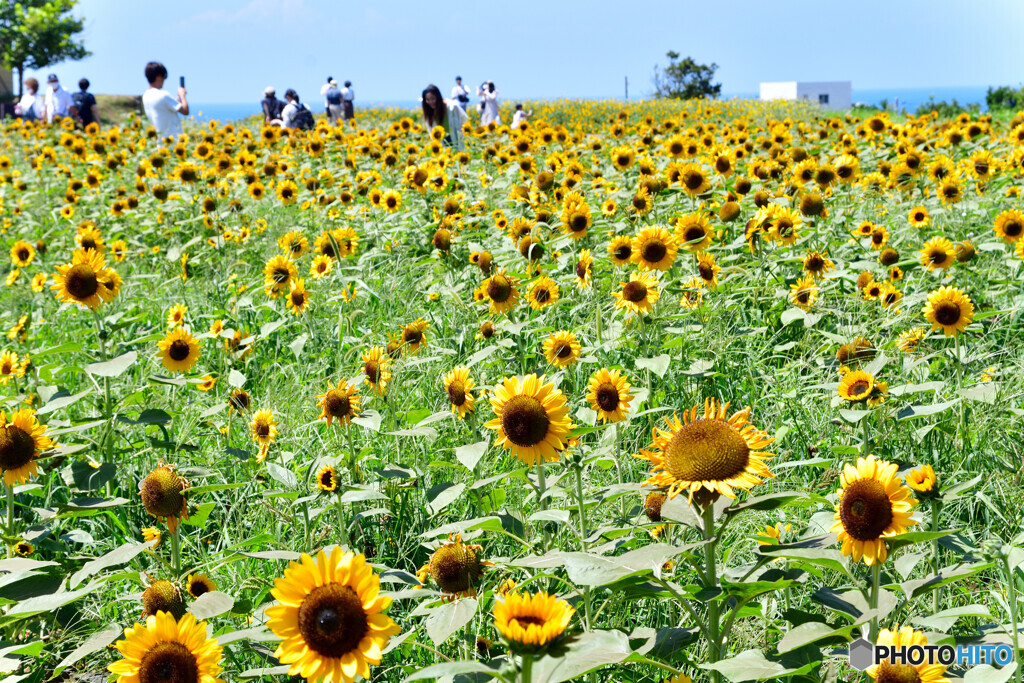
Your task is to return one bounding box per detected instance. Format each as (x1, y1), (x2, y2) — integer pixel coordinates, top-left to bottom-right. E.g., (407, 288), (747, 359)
(849, 638), (875, 671)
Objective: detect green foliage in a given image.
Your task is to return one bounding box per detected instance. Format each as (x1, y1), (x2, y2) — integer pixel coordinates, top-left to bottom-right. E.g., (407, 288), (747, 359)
(652, 51), (722, 100)
(986, 84), (1024, 111)
(0, 0), (90, 95)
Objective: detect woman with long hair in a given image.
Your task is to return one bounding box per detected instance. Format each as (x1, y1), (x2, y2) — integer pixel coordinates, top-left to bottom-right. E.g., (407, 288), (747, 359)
(421, 84), (468, 150)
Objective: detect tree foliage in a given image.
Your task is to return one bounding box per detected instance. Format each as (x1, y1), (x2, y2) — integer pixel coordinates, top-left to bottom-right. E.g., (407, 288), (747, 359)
(986, 85), (1024, 111)
(0, 0), (90, 96)
(652, 51), (722, 101)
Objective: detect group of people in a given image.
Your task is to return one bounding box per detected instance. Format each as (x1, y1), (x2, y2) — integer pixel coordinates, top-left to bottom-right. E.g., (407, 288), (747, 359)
(424, 76), (530, 150)
(13, 73), (100, 127)
(259, 77), (354, 129)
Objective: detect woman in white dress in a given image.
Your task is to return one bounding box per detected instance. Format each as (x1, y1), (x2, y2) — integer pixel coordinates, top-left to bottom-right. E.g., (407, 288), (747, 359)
(478, 81), (500, 126)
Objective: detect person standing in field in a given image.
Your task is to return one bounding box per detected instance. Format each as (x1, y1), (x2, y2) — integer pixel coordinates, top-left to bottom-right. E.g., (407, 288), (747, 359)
(511, 103), (531, 129)
(421, 84), (468, 151)
(450, 76), (470, 114)
(14, 78), (45, 121)
(44, 74), (77, 123)
(325, 79), (344, 123)
(478, 81), (500, 126)
(73, 78), (100, 128)
(341, 80), (355, 121)
(261, 86), (284, 125)
(142, 61), (189, 136)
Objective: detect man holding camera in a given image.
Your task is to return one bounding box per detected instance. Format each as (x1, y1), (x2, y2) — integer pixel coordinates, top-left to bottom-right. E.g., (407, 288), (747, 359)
(142, 61), (189, 136)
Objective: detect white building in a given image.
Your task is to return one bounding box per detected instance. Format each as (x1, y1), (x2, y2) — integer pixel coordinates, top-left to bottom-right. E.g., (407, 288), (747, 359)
(759, 81), (852, 109)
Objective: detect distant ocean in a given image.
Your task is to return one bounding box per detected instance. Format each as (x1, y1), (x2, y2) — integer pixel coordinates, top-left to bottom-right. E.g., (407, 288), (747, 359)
(188, 86), (999, 122)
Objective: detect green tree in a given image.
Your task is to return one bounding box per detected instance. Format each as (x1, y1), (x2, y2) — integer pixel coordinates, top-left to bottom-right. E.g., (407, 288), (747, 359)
(652, 51), (722, 100)
(0, 0), (90, 97)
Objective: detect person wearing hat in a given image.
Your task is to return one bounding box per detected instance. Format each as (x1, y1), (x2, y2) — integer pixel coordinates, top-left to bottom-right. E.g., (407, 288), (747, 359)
(44, 74), (78, 124)
(450, 76), (470, 114)
(324, 79), (343, 124)
(261, 86), (284, 125)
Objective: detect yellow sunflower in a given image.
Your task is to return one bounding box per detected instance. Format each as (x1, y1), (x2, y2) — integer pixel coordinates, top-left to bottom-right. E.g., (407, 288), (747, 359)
(867, 626), (949, 683)
(443, 366), (476, 419)
(166, 303), (187, 328)
(265, 548), (401, 683)
(264, 255), (298, 298)
(802, 250), (835, 279)
(361, 347), (393, 395)
(830, 455), (917, 565)
(922, 286), (974, 336)
(673, 212), (714, 251)
(789, 276), (818, 310)
(527, 277), (559, 310)
(157, 328), (201, 374)
(612, 271), (660, 315)
(286, 279), (310, 316)
(607, 236), (634, 266)
(677, 163), (711, 196)
(317, 381), (362, 427)
(108, 611), (223, 683)
(316, 465), (338, 492)
(482, 269), (520, 316)
(636, 398), (775, 504)
(542, 331), (582, 368)
(907, 205), (930, 228)
(400, 318), (429, 354)
(631, 226), (679, 271)
(575, 249), (594, 290)
(919, 237), (956, 271)
(250, 409), (278, 460)
(586, 368), (633, 423)
(837, 370), (876, 402)
(485, 374), (574, 465)
(695, 251), (721, 288)
(9, 240), (35, 268)
(186, 573), (217, 599)
(993, 209), (1024, 243)
(493, 592), (574, 652)
(0, 408), (55, 486)
(51, 248), (118, 310)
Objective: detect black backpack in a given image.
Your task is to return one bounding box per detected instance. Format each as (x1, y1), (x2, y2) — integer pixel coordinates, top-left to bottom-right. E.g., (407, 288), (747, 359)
(292, 103), (315, 130)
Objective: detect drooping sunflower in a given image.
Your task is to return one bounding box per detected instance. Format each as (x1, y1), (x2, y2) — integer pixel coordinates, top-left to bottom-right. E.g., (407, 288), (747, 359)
(140, 465), (189, 532)
(631, 226), (679, 271)
(51, 248), (118, 310)
(286, 279), (310, 316)
(316, 465), (338, 492)
(0, 409), (55, 486)
(993, 208), (1024, 243)
(361, 347), (393, 395)
(830, 455), (917, 565)
(228, 388), (252, 414)
(527, 277), (560, 311)
(400, 318), (429, 354)
(542, 331), (582, 368)
(417, 534), (491, 599)
(586, 368), (633, 423)
(612, 271), (660, 315)
(485, 374), (574, 465)
(918, 237), (956, 271)
(265, 548), (401, 683)
(897, 327), (926, 353)
(317, 381), (362, 427)
(187, 573), (217, 599)
(695, 251), (721, 288)
(575, 249), (593, 290)
(263, 255), (298, 298)
(108, 611), (223, 683)
(607, 236), (634, 266)
(802, 250), (835, 279)
(482, 269), (520, 316)
(789, 276), (818, 311)
(493, 592), (574, 652)
(635, 398), (775, 504)
(158, 328), (201, 374)
(250, 409), (278, 460)
(867, 626), (949, 683)
(922, 286), (974, 336)
(443, 366), (476, 419)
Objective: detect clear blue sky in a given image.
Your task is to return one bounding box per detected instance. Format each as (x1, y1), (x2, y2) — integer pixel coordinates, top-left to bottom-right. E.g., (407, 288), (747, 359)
(36, 0), (1024, 103)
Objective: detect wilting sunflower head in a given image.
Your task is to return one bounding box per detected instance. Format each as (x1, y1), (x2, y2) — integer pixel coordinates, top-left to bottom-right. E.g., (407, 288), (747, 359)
(424, 534), (489, 597)
(140, 465), (189, 531)
(636, 398), (775, 506)
(493, 591), (575, 654)
(109, 611), (223, 683)
(644, 491), (667, 522)
(265, 548), (401, 683)
(141, 580), (186, 619)
(830, 455), (918, 565)
(228, 388), (251, 413)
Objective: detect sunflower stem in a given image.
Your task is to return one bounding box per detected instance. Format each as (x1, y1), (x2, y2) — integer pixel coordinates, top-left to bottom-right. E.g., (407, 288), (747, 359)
(1004, 555), (1023, 683)
(5, 484), (15, 558)
(869, 561), (880, 641)
(535, 458), (548, 550)
(519, 653), (533, 683)
(931, 499), (942, 615)
(954, 333), (966, 451)
(702, 504), (722, 683)
(170, 525), (182, 579)
(860, 413), (870, 455)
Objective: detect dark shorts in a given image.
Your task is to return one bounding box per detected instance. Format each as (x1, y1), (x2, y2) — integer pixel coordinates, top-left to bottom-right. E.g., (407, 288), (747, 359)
(343, 100), (354, 119)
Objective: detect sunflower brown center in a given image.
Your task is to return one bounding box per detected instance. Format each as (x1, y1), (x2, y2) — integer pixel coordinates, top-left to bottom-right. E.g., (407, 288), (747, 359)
(297, 584), (368, 658)
(534, 287), (551, 303)
(168, 339), (191, 362)
(683, 227), (706, 244)
(805, 255), (824, 272)
(189, 579), (212, 598)
(255, 421), (271, 438)
(683, 170), (705, 190)
(641, 240), (667, 263)
(141, 469), (185, 518)
(500, 395), (550, 447)
(554, 343), (572, 359)
(364, 361), (380, 383)
(429, 544), (478, 593)
(662, 419), (750, 483)
(595, 385), (620, 412)
(511, 616), (546, 628)
(1004, 220), (1022, 237)
(614, 244), (632, 260)
(875, 662), (921, 683)
(932, 301), (961, 326)
(570, 213), (588, 232)
(320, 471), (335, 487)
(839, 478), (894, 541)
(448, 382), (467, 406)
(290, 291), (305, 307)
(488, 276), (512, 303)
(65, 264), (99, 299)
(138, 642), (198, 683)
(576, 261), (588, 279)
(914, 212), (925, 222)
(622, 281), (648, 303)
(404, 329), (422, 344)
(847, 380), (871, 398)
(273, 267), (290, 284)
(928, 249), (947, 265)
(324, 390), (351, 417)
(0, 425), (35, 471)
(16, 248), (29, 261)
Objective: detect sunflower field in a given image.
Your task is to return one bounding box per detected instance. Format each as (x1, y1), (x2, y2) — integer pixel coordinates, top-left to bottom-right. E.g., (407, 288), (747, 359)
(1, 98), (1024, 683)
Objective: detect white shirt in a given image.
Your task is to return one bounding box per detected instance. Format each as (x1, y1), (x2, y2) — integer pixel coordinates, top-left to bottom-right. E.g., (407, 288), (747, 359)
(44, 85), (74, 122)
(281, 100), (301, 128)
(451, 83), (469, 102)
(15, 93), (44, 120)
(320, 83), (332, 107)
(512, 110), (528, 129)
(479, 89), (500, 125)
(143, 87), (184, 136)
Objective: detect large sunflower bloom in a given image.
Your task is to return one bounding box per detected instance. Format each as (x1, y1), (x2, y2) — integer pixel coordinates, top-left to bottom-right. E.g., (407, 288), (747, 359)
(485, 374), (574, 465)
(493, 592), (574, 652)
(631, 226), (678, 271)
(0, 409), (55, 486)
(612, 271), (660, 315)
(265, 548), (401, 683)
(108, 611), (223, 683)
(586, 368), (633, 423)
(918, 237), (955, 271)
(157, 328), (201, 374)
(636, 398), (775, 504)
(482, 269), (520, 316)
(922, 286), (974, 336)
(867, 626), (949, 683)
(830, 455), (917, 565)
(51, 248), (117, 310)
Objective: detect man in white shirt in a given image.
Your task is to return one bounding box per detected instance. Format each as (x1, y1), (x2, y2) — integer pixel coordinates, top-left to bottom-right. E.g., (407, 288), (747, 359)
(142, 61), (189, 137)
(450, 76), (470, 113)
(44, 74), (77, 123)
